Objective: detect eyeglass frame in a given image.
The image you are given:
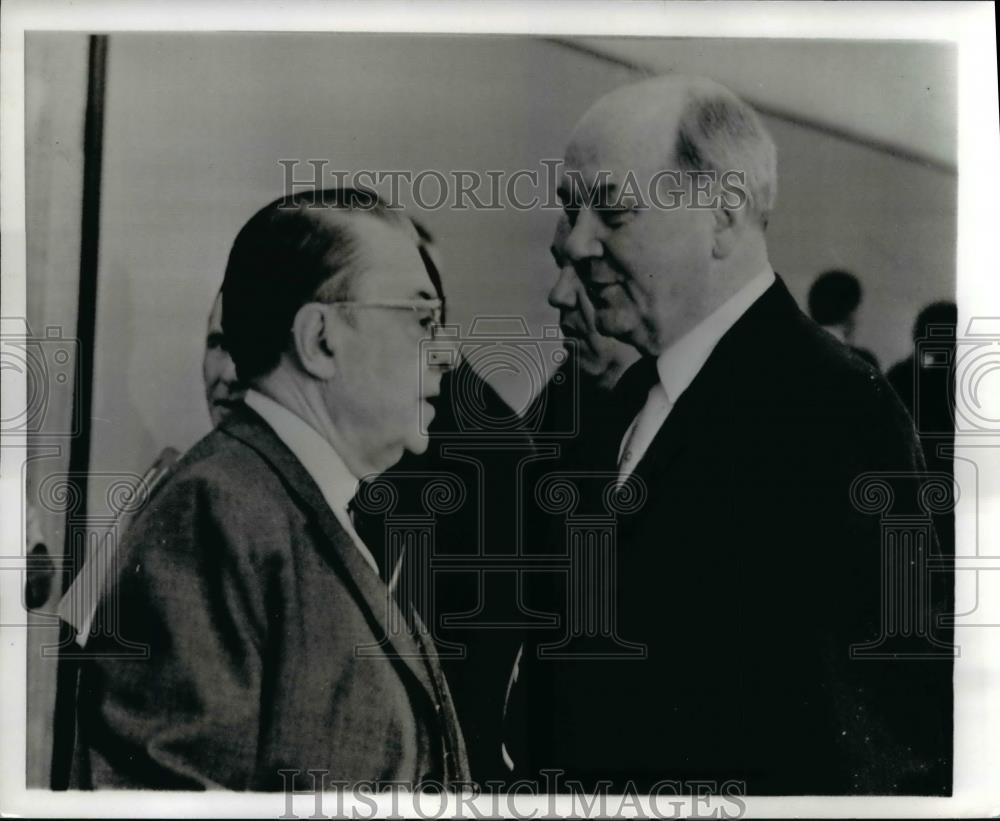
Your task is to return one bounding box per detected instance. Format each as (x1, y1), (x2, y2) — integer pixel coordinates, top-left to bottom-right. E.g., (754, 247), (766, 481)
(319, 298), (446, 338)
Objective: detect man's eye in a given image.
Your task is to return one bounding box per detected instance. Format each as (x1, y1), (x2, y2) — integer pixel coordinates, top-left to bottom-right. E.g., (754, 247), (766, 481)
(600, 207), (636, 227)
(563, 205), (579, 227)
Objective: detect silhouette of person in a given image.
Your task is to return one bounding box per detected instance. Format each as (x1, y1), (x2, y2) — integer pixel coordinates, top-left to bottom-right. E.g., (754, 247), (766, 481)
(808, 269), (880, 369)
(887, 300), (957, 477)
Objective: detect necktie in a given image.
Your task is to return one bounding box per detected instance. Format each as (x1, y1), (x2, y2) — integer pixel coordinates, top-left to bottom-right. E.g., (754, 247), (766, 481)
(348, 484), (391, 580)
(349, 481), (413, 599)
(616, 359), (671, 486)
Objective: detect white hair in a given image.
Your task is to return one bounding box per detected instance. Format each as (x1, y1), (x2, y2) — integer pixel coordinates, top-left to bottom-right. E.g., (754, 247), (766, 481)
(672, 80), (778, 226)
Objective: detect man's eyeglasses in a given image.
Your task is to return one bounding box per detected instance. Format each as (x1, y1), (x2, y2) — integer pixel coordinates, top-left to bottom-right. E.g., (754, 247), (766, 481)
(324, 299), (445, 337)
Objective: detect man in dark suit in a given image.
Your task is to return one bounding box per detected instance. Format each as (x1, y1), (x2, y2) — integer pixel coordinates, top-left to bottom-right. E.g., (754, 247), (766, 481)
(72, 188), (469, 790)
(515, 75), (952, 795)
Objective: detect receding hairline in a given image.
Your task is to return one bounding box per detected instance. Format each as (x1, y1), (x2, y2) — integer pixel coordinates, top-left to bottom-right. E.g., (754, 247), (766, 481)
(569, 75), (726, 143)
(313, 207), (431, 304)
(565, 74), (777, 222)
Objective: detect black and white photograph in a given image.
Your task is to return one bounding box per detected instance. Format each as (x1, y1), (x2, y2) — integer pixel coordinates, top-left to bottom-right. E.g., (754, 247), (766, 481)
(2, 1), (998, 817)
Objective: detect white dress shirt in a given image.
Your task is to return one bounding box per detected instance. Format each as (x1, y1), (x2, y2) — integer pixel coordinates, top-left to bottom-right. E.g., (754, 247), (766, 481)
(244, 389), (381, 574)
(618, 266), (776, 483)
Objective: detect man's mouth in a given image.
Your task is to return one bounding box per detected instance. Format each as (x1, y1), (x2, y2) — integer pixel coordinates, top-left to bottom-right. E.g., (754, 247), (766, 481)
(584, 280), (618, 304)
(559, 323), (586, 340)
(214, 393), (245, 409)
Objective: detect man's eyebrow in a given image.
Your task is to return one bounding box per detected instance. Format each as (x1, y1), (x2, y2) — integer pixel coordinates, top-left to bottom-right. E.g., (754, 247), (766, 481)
(557, 181), (618, 205)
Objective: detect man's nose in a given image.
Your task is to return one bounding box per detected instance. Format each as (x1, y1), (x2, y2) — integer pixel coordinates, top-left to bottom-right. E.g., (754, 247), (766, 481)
(548, 266), (579, 311)
(563, 209), (605, 264)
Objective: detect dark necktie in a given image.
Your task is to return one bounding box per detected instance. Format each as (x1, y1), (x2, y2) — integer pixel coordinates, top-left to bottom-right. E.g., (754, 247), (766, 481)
(605, 356), (661, 464)
(613, 355), (661, 416)
(347, 481), (393, 585)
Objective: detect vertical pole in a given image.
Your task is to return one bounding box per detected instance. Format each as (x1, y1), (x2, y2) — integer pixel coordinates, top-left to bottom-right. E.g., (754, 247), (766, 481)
(62, 34), (108, 586)
(51, 33), (108, 790)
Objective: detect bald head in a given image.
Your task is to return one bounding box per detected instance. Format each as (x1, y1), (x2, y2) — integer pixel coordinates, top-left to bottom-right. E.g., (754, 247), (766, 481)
(558, 75), (776, 355)
(567, 75), (777, 226)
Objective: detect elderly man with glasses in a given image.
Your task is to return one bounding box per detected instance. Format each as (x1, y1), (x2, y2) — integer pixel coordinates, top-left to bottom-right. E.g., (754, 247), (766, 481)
(71, 188), (468, 790)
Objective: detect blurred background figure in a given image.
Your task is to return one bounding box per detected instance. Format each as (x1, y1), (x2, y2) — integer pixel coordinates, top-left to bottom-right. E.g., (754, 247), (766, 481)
(356, 219), (533, 784)
(887, 300), (958, 477)
(808, 269), (879, 368)
(527, 214), (639, 447)
(24, 501), (56, 611)
(202, 290), (247, 427)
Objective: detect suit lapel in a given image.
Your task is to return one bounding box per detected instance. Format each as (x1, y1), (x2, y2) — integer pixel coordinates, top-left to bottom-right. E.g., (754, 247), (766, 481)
(219, 405), (440, 709)
(629, 277), (795, 485)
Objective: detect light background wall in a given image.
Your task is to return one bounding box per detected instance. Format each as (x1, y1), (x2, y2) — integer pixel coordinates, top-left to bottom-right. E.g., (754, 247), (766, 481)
(76, 33), (956, 491)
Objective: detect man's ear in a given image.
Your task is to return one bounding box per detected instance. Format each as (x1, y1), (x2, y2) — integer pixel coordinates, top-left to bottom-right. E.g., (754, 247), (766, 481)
(291, 303), (338, 379)
(711, 203), (740, 260)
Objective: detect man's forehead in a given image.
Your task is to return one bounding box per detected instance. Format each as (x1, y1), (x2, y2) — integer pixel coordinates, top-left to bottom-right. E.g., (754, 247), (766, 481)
(561, 80), (689, 184)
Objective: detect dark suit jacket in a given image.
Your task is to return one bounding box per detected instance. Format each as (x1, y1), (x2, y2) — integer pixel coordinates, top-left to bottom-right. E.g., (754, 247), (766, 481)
(361, 360), (535, 783)
(519, 277), (953, 795)
(72, 405), (470, 790)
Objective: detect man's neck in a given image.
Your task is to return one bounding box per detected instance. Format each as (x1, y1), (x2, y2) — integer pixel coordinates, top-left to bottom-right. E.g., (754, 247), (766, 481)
(251, 366), (382, 479)
(645, 239), (772, 358)
(594, 355), (636, 392)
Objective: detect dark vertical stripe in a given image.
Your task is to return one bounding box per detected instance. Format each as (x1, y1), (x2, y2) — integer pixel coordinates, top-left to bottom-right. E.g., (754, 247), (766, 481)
(62, 34), (108, 585)
(51, 33), (108, 791)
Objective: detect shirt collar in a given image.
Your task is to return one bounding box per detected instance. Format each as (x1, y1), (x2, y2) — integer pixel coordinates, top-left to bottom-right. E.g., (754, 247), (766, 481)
(244, 388), (360, 517)
(822, 324), (848, 344)
(657, 266), (775, 403)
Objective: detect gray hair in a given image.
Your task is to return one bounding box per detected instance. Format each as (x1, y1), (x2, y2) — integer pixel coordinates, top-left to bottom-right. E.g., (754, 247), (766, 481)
(673, 82), (778, 226)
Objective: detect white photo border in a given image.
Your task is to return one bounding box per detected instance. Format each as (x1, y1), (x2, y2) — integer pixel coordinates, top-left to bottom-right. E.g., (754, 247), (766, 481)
(2, 1), (997, 817)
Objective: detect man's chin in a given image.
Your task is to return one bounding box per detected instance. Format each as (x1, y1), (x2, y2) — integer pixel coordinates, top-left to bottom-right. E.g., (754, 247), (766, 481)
(577, 350), (608, 380)
(594, 311), (635, 342)
(406, 431), (431, 456)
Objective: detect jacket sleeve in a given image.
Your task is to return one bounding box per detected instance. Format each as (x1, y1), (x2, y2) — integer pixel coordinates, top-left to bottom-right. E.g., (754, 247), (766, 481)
(77, 471), (278, 790)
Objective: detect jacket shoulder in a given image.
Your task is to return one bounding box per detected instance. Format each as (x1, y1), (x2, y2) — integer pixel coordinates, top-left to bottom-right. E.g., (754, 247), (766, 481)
(121, 427), (306, 564)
